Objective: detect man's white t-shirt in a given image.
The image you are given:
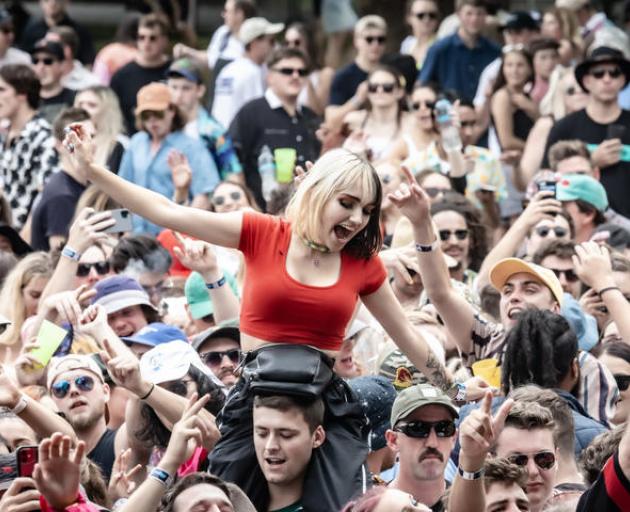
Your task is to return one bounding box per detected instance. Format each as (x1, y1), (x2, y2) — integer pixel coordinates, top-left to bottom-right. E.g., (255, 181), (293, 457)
(206, 25), (244, 69)
(211, 57), (265, 129)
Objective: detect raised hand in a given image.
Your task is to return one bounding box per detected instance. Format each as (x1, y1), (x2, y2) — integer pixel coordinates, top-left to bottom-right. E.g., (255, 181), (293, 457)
(66, 207), (115, 254)
(172, 232), (220, 279)
(33, 433), (85, 510)
(63, 123), (97, 179)
(293, 160), (313, 187)
(77, 304), (109, 340)
(573, 241), (615, 291)
(39, 285), (97, 328)
(388, 166), (432, 227)
(0, 478), (40, 512)
(517, 190), (562, 230)
(459, 391), (513, 463)
(0, 364), (22, 409)
(167, 150), (192, 192)
(99, 338), (147, 396)
(108, 448), (143, 502)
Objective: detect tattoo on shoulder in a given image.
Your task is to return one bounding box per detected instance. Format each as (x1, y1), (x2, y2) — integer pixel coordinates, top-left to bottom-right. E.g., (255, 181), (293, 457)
(425, 350), (450, 392)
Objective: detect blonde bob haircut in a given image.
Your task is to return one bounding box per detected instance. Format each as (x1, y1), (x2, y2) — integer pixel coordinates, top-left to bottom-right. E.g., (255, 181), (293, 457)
(285, 149), (382, 259)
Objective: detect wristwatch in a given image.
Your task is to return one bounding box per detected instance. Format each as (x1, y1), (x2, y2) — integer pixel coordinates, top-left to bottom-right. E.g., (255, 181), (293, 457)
(415, 238), (440, 253)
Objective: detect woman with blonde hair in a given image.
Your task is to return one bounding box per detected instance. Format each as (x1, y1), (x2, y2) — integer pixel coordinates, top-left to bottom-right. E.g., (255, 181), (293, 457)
(64, 123), (488, 510)
(541, 7), (583, 66)
(0, 252), (53, 361)
(74, 85), (128, 173)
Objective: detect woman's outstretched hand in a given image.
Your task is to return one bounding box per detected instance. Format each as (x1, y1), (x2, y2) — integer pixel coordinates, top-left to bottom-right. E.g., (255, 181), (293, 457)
(388, 166), (432, 227)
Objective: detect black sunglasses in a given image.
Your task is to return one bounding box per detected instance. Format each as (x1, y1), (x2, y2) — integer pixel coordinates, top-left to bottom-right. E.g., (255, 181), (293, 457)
(201, 349), (241, 366)
(141, 110), (166, 121)
(535, 226), (568, 238)
(590, 67), (623, 80)
(364, 35), (386, 45)
(508, 451), (556, 471)
(368, 82), (396, 94)
(32, 57), (56, 66)
(414, 11), (438, 20)
(51, 375), (95, 399)
(548, 267), (579, 283)
(412, 100), (436, 111)
(76, 261), (110, 278)
(614, 374), (630, 392)
(272, 67), (308, 77)
(439, 229), (469, 241)
(212, 190), (242, 206)
(424, 187), (449, 198)
(394, 420), (456, 438)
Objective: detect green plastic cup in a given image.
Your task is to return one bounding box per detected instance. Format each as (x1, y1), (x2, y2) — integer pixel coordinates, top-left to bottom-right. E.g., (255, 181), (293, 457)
(274, 148), (297, 184)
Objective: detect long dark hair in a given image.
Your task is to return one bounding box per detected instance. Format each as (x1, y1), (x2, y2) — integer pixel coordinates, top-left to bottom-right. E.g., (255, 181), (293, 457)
(366, 64), (407, 133)
(492, 47), (534, 95)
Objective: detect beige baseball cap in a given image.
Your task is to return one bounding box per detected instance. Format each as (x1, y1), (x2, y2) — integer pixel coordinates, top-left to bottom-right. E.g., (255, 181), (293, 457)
(238, 17), (284, 46)
(489, 258), (564, 306)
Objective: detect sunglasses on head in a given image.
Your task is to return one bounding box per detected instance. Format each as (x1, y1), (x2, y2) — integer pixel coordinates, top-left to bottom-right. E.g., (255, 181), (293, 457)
(394, 420), (456, 438)
(615, 374), (630, 392)
(272, 66), (308, 77)
(412, 100), (436, 111)
(439, 229), (469, 241)
(590, 67), (623, 80)
(368, 82), (396, 94)
(76, 261), (110, 278)
(51, 375), (95, 399)
(414, 11), (438, 21)
(508, 451), (556, 471)
(212, 190), (243, 206)
(32, 57), (56, 66)
(201, 349), (241, 366)
(141, 110), (166, 121)
(535, 226), (568, 238)
(548, 267), (579, 283)
(364, 35), (386, 45)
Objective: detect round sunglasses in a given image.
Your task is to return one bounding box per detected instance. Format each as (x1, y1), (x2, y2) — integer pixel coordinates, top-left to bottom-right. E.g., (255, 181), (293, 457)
(201, 349), (241, 366)
(212, 190), (243, 206)
(508, 451), (556, 471)
(51, 375), (95, 399)
(394, 420), (456, 438)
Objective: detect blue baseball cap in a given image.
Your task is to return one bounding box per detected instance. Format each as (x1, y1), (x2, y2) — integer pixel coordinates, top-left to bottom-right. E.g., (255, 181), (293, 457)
(556, 174), (608, 212)
(92, 275), (156, 314)
(122, 322), (188, 348)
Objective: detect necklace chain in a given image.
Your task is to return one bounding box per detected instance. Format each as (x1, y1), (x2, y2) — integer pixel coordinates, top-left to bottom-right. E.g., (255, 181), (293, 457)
(299, 235), (330, 253)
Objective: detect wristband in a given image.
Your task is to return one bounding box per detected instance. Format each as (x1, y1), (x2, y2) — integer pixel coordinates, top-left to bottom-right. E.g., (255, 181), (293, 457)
(139, 382), (155, 400)
(149, 467), (174, 487)
(598, 286), (620, 297)
(415, 238), (440, 253)
(458, 466), (485, 480)
(10, 395), (27, 414)
(206, 276), (226, 289)
(61, 245), (81, 262)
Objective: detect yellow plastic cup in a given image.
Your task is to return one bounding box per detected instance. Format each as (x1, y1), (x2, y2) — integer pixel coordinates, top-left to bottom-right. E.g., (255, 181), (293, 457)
(274, 148), (297, 184)
(471, 358), (502, 388)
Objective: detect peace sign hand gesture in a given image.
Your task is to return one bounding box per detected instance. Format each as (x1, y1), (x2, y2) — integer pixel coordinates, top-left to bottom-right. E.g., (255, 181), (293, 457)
(388, 166), (432, 228)
(459, 390), (514, 466)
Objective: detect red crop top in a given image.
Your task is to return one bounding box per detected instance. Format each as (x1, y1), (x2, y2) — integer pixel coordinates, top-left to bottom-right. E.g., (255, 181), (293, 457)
(238, 211), (387, 351)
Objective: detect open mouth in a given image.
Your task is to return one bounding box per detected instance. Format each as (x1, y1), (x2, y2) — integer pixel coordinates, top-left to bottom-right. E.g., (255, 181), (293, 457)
(265, 457), (286, 467)
(507, 308), (524, 320)
(70, 400), (88, 411)
(334, 224), (353, 242)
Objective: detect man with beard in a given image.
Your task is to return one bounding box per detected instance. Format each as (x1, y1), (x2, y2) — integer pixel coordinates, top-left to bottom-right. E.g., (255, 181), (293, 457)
(385, 384), (459, 511)
(193, 321), (241, 389)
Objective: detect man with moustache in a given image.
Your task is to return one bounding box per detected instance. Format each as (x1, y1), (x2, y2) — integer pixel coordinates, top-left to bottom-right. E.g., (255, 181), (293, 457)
(385, 384), (459, 511)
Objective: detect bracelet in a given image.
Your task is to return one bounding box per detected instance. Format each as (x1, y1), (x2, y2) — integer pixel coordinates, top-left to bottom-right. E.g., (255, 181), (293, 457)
(458, 466), (485, 480)
(598, 286), (620, 297)
(10, 395), (27, 414)
(206, 276), (226, 289)
(415, 238), (440, 253)
(139, 382), (155, 400)
(61, 245), (81, 262)
(149, 467), (173, 487)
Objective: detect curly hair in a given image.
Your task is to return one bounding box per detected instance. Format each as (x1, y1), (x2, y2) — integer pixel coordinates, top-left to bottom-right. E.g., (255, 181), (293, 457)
(431, 192), (488, 271)
(579, 425), (624, 485)
(501, 309), (578, 395)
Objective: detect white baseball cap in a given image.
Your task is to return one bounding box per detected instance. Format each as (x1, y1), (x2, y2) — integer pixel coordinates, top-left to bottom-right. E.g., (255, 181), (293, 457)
(239, 17), (284, 46)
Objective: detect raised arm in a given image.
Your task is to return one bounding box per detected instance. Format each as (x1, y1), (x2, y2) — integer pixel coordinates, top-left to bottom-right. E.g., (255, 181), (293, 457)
(64, 125), (242, 249)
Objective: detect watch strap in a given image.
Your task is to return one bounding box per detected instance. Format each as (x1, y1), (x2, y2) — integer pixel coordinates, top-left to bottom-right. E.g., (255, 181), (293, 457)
(458, 466), (485, 480)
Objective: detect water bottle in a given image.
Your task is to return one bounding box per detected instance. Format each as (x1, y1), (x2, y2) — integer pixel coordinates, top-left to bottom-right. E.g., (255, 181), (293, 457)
(434, 99), (462, 153)
(258, 145), (277, 201)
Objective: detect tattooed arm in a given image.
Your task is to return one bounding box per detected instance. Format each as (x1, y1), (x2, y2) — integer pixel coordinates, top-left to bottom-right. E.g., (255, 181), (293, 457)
(361, 281), (452, 392)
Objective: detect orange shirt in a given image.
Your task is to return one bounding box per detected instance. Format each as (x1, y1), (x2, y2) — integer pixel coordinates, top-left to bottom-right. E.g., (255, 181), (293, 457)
(239, 212), (386, 351)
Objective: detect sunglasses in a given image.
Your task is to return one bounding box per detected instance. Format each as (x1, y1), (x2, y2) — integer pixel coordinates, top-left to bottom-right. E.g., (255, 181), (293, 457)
(138, 34), (158, 42)
(395, 420), (456, 438)
(364, 35), (386, 45)
(141, 110), (167, 121)
(51, 375), (95, 399)
(201, 349), (241, 366)
(614, 374), (630, 392)
(548, 267), (579, 283)
(368, 82), (396, 94)
(412, 100), (436, 111)
(502, 43), (526, 54)
(166, 379), (194, 397)
(76, 261), (110, 278)
(439, 229), (469, 241)
(424, 187), (449, 198)
(590, 67), (623, 80)
(534, 226), (568, 238)
(414, 11), (438, 20)
(272, 66), (308, 77)
(212, 190), (243, 206)
(32, 57), (56, 66)
(508, 451), (556, 471)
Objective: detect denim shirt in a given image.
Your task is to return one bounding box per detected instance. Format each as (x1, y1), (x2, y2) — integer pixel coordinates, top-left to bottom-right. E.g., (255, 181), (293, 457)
(119, 130), (219, 234)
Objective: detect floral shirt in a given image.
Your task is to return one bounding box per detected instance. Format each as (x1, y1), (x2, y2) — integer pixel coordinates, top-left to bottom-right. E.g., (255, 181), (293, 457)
(192, 107), (242, 180)
(0, 114), (59, 229)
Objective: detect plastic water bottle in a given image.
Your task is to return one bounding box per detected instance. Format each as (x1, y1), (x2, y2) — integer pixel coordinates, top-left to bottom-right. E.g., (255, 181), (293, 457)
(258, 145), (277, 201)
(434, 99), (462, 152)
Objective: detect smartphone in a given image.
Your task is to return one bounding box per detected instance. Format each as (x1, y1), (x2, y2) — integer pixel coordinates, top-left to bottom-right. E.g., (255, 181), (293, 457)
(536, 180), (556, 198)
(16, 446), (37, 478)
(101, 208), (133, 234)
(607, 124), (627, 140)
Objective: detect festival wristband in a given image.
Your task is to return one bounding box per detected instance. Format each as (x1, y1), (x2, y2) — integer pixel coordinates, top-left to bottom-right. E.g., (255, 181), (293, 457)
(149, 467), (173, 487)
(206, 276), (226, 289)
(415, 238), (440, 253)
(458, 466), (485, 480)
(61, 245), (81, 262)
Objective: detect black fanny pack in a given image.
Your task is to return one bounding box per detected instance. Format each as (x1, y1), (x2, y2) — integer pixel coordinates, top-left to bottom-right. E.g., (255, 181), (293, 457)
(242, 344), (334, 399)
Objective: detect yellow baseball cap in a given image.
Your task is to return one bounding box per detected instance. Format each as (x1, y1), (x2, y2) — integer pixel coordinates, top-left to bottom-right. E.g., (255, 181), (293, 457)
(489, 258), (564, 306)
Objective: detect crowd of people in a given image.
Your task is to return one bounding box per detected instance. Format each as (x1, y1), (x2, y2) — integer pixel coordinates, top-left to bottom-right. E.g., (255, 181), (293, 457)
(0, 0), (630, 511)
